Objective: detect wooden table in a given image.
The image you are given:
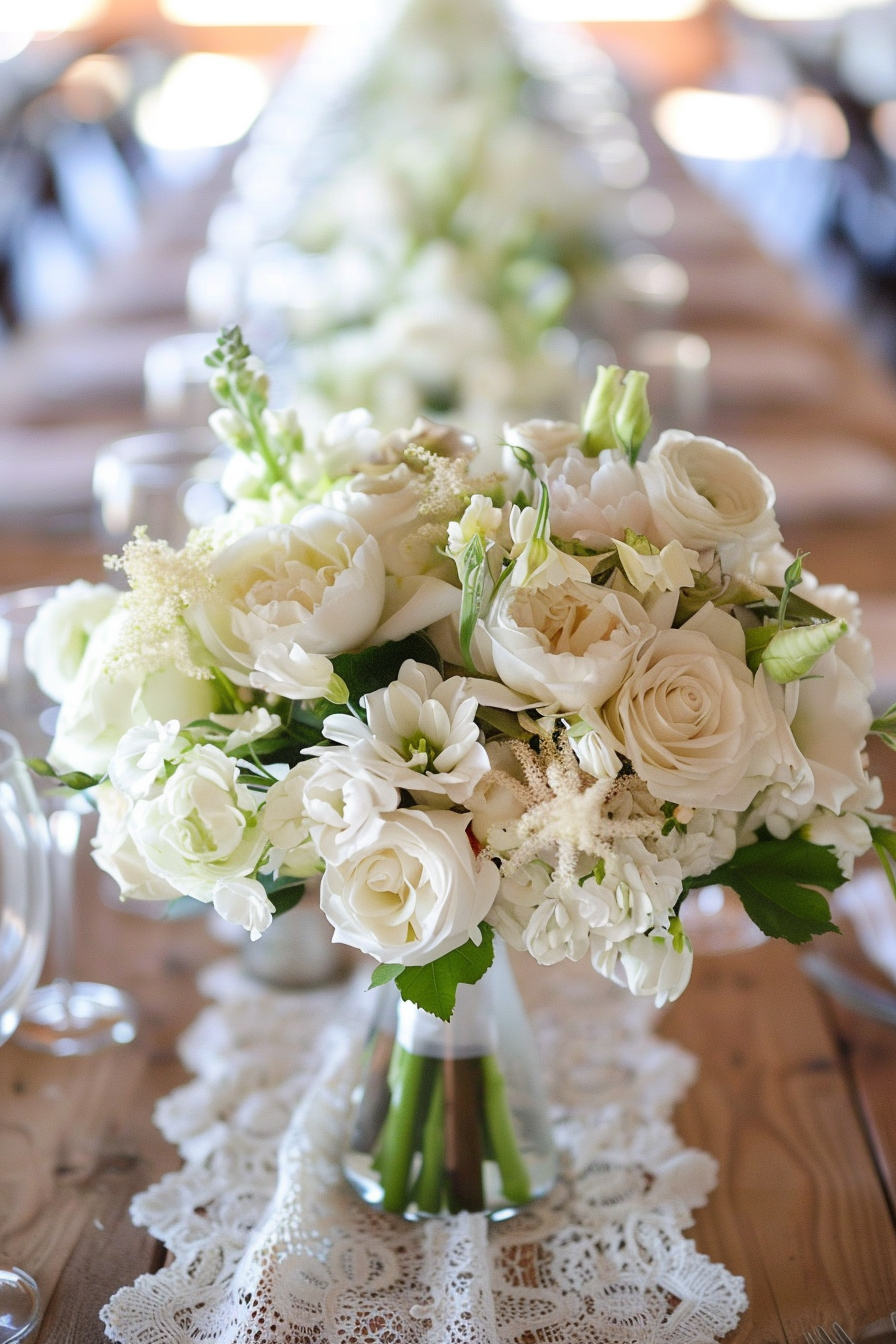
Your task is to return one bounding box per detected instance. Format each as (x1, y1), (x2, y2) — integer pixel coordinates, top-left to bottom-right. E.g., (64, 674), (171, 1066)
(3, 87), (896, 1344)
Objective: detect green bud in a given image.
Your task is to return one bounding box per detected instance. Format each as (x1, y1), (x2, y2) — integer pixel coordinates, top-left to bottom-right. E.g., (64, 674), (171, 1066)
(622, 527), (659, 557)
(613, 370), (651, 465)
(582, 364), (624, 457)
(760, 618), (848, 684)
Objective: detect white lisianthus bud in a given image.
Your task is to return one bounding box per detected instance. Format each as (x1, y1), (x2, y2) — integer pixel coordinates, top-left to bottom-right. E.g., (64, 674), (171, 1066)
(208, 707), (281, 750)
(250, 644), (349, 704)
(211, 876), (275, 941)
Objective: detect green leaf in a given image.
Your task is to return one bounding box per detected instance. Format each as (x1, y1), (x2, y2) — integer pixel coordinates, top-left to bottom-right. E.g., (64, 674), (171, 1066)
(870, 703), (896, 750)
(747, 584), (836, 625)
(369, 963), (403, 989)
(25, 758), (100, 791)
(698, 837), (842, 944)
(475, 705), (532, 741)
(394, 923), (495, 1022)
(258, 872), (307, 917)
(331, 634), (443, 711)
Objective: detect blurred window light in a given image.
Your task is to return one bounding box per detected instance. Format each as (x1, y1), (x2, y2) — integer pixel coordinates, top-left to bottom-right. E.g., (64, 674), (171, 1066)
(135, 54), (270, 151)
(58, 54), (131, 122)
(654, 89), (786, 160)
(511, 0), (707, 14)
(159, 0), (377, 22)
(730, 0), (888, 19)
(0, 29), (33, 61)
(871, 100), (896, 157)
(0, 0), (107, 32)
(788, 88), (850, 158)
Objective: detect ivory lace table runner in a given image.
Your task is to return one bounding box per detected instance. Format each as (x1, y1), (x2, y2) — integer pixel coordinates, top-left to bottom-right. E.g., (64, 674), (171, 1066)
(101, 959), (747, 1343)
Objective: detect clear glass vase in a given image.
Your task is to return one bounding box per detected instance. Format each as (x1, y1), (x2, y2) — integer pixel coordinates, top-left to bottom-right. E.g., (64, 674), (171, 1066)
(342, 938), (558, 1221)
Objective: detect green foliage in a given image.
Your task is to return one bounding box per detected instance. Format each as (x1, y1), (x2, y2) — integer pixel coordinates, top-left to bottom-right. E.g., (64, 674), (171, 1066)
(331, 633), (443, 714)
(26, 758), (100, 791)
(870, 704), (896, 752)
(691, 835), (843, 944)
(258, 872), (307, 917)
(371, 923), (496, 1022)
(871, 826), (896, 900)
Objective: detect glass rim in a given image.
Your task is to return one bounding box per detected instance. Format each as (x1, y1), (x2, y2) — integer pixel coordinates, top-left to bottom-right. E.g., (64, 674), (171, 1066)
(0, 730), (24, 774)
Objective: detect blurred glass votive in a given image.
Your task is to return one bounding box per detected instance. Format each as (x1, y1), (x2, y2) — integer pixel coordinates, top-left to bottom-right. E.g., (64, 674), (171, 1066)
(93, 428), (227, 548)
(630, 329), (710, 438)
(143, 331), (219, 428)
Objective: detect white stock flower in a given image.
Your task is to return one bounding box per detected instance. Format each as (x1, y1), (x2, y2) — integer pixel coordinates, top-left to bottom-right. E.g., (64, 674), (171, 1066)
(602, 605), (784, 812)
(641, 431), (780, 575)
(316, 660), (489, 805)
(108, 720), (185, 800)
(211, 876), (275, 941)
(48, 608), (217, 777)
(521, 875), (591, 965)
(320, 808), (499, 965)
(24, 580), (120, 704)
(651, 808), (738, 881)
(802, 809), (874, 880)
(303, 752), (400, 865)
(488, 861), (552, 951)
(91, 784), (180, 903)
(485, 578), (654, 713)
(259, 759), (324, 877)
(467, 739), (528, 849)
(581, 840), (682, 948)
(131, 744), (267, 901)
(188, 510), (385, 686)
(208, 707), (282, 750)
(617, 929), (693, 1006)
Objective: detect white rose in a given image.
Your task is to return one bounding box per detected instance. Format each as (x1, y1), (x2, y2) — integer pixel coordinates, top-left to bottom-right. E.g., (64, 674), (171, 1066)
(320, 808), (499, 966)
(24, 580), (119, 703)
(323, 463), (437, 578)
(131, 744), (267, 900)
(188, 509), (386, 686)
(211, 876), (275, 941)
(485, 578), (655, 713)
(317, 660), (489, 806)
(48, 609), (218, 777)
(617, 929), (693, 1006)
(108, 719), (186, 800)
(641, 431), (780, 574)
(91, 784), (180, 903)
(546, 453), (656, 552)
(786, 632), (874, 815)
(602, 604), (786, 812)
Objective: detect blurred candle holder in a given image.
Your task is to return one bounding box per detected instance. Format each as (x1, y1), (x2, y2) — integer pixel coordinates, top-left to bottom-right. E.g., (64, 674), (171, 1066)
(630, 329), (711, 439)
(93, 428), (227, 549)
(143, 332), (220, 429)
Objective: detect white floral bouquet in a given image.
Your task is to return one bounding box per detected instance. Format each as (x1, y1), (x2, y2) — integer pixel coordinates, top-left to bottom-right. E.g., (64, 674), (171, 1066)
(26, 328), (896, 1028)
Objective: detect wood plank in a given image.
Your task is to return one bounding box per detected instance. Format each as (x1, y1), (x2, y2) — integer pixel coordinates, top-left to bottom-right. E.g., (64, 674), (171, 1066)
(661, 938), (896, 1343)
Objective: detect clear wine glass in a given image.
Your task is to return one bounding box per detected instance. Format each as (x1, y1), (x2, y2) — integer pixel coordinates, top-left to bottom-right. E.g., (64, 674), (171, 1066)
(0, 588), (138, 1055)
(0, 729), (51, 1342)
(92, 428), (227, 549)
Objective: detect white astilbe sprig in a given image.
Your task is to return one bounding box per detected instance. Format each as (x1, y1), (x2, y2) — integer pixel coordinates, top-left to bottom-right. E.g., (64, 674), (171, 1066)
(104, 528), (215, 681)
(485, 731), (662, 881)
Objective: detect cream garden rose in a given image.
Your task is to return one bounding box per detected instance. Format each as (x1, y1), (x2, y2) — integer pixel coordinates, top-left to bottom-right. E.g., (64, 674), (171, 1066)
(485, 578), (655, 713)
(319, 808), (500, 965)
(641, 431), (780, 575)
(188, 508), (386, 687)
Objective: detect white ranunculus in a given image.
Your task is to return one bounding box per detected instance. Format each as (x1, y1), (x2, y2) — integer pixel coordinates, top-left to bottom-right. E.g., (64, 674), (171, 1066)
(280, 752), (400, 868)
(188, 510), (385, 686)
(323, 463), (436, 578)
(211, 876), (275, 941)
(319, 808), (499, 966)
(24, 580), (120, 703)
(617, 929), (693, 1006)
(48, 609), (218, 777)
(316, 660), (489, 806)
(546, 453), (656, 553)
(108, 719), (185, 800)
(131, 744), (267, 901)
(485, 578), (655, 713)
(91, 784), (181, 903)
(602, 605), (785, 812)
(640, 431), (780, 575)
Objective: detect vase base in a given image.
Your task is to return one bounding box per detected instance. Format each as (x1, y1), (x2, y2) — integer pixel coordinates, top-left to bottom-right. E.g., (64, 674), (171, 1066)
(342, 1147), (558, 1221)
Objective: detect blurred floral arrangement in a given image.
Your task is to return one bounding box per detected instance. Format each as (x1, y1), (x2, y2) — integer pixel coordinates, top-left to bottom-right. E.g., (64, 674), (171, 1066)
(193, 0), (635, 449)
(25, 327), (896, 1026)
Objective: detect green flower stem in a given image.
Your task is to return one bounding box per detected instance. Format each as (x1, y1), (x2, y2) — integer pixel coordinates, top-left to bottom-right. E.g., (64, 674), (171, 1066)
(378, 1045), (428, 1214)
(481, 1054), (531, 1204)
(247, 403), (290, 488)
(415, 1066), (446, 1215)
